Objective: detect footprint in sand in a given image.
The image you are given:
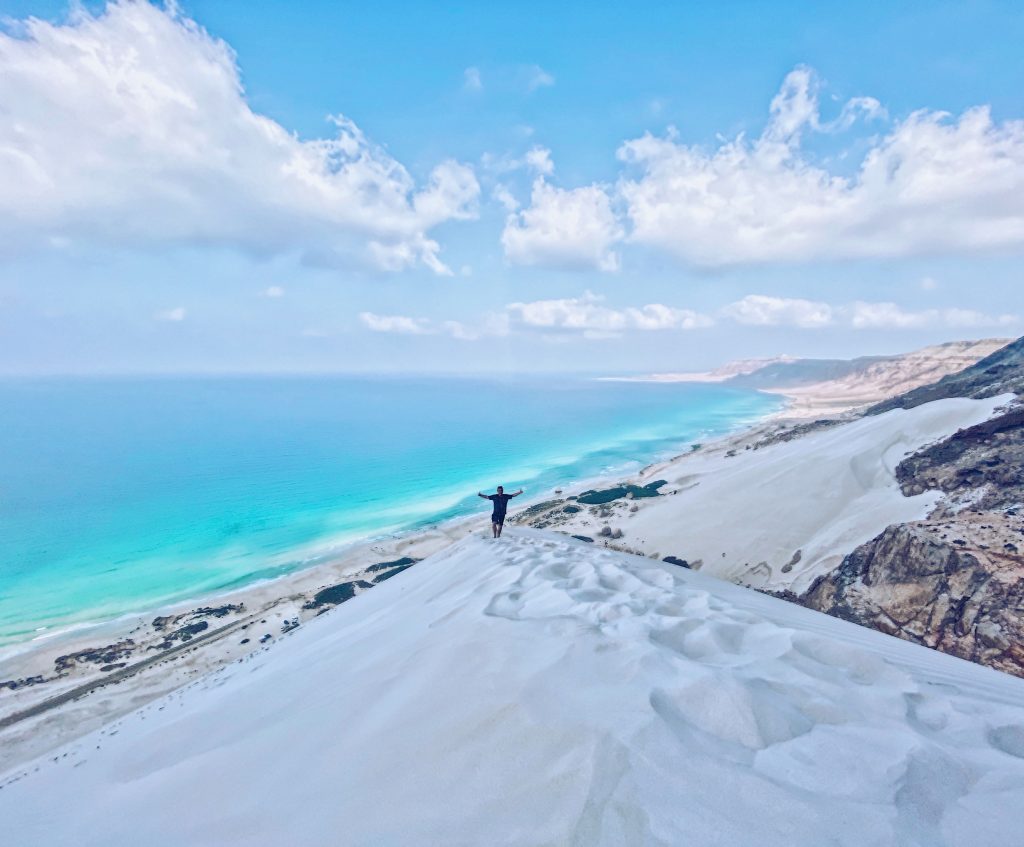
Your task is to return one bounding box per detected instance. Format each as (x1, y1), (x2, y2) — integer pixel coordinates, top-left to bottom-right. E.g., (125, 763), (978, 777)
(988, 725), (1024, 759)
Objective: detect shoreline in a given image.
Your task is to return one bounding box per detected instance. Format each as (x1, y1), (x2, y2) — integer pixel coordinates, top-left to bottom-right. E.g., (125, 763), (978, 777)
(0, 403), (773, 660)
(0, 337), (1005, 774)
(0, 399), (781, 772)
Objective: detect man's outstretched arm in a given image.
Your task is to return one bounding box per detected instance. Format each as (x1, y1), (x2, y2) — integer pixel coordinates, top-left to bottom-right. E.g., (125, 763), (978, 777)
(477, 492), (490, 499)
(510, 489), (524, 497)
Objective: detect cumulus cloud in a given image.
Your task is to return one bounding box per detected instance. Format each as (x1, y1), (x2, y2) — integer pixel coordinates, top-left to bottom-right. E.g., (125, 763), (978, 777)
(263, 286), (285, 298)
(358, 294), (711, 341)
(502, 179), (622, 272)
(721, 295), (833, 328)
(617, 66), (1024, 267)
(506, 292), (712, 337)
(524, 146), (555, 176)
(721, 294), (1017, 330)
(0, 2), (479, 272)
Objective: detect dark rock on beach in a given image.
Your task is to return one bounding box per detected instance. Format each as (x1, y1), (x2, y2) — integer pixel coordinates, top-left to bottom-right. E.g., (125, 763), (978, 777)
(662, 556), (690, 568)
(55, 640), (136, 674)
(513, 501), (563, 523)
(152, 603), (244, 633)
(0, 675), (47, 691)
(191, 604), (244, 619)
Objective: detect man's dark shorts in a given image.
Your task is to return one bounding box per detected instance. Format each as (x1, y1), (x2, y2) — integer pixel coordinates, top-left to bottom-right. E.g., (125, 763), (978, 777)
(492, 512), (506, 525)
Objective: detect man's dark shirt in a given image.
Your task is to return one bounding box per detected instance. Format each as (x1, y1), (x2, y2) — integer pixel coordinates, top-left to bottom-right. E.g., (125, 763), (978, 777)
(487, 493), (513, 519)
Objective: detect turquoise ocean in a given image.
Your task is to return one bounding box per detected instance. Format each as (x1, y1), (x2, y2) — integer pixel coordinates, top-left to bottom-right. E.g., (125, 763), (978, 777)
(0, 377), (781, 647)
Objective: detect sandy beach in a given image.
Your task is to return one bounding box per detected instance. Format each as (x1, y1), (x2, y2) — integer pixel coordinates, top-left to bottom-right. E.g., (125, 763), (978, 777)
(0, 339), (1010, 774)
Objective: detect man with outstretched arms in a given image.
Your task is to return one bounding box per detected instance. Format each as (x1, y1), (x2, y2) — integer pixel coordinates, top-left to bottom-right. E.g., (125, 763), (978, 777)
(477, 485), (523, 538)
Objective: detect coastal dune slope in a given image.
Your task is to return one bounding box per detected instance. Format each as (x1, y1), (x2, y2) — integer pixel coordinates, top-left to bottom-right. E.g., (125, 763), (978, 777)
(4, 530), (1024, 845)
(614, 395), (1012, 592)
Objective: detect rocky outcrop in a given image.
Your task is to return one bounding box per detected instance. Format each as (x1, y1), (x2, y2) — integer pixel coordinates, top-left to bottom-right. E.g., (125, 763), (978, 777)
(802, 521), (1024, 677)
(895, 406), (1024, 513)
(789, 338), (1024, 677)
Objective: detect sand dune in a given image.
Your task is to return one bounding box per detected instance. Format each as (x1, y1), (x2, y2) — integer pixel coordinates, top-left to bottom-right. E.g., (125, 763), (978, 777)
(3, 529), (1023, 845)
(530, 394), (1014, 594)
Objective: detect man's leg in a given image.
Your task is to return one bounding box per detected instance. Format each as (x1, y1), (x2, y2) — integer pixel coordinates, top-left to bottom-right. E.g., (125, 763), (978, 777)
(492, 519), (499, 538)
(496, 517), (504, 538)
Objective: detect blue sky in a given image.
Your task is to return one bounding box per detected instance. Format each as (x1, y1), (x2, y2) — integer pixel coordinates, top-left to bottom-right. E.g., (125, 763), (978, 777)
(0, 0), (1022, 374)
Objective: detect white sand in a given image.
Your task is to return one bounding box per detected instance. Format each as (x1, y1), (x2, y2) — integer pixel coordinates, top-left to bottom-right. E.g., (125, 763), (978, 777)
(3, 529), (1024, 845)
(552, 395), (1014, 594)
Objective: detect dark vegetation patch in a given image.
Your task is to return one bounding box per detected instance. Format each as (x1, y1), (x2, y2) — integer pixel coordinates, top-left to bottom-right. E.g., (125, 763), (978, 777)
(302, 580), (373, 610)
(372, 562), (416, 583)
(514, 500), (562, 522)
(366, 557), (419, 573)
(576, 480), (667, 505)
(151, 621), (208, 651)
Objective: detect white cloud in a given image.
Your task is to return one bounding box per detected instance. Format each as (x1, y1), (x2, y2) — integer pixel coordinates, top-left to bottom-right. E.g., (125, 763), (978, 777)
(506, 292), (712, 336)
(721, 295), (833, 328)
(0, 2), (478, 273)
(849, 301), (1017, 329)
(492, 185), (519, 212)
(502, 178), (622, 272)
(263, 286), (285, 298)
(357, 294), (711, 341)
(359, 311), (506, 341)
(919, 276), (938, 291)
(463, 67), (482, 92)
(617, 66), (1024, 267)
(524, 146), (555, 176)
(359, 312), (432, 335)
(156, 306), (186, 322)
(721, 294), (1017, 330)
(525, 65), (555, 91)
